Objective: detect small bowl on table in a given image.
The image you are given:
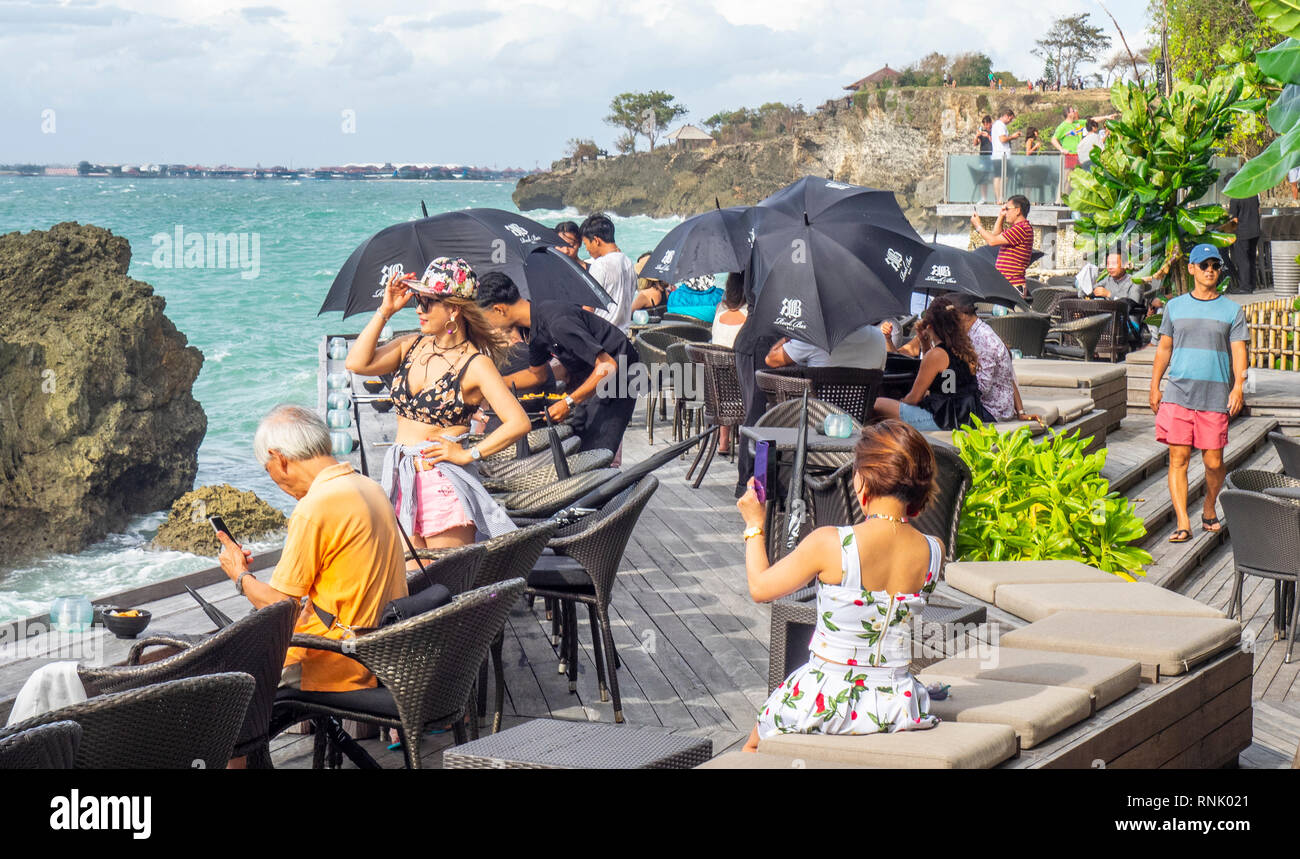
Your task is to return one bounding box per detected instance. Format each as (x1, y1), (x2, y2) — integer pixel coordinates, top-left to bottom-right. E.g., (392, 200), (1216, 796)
(102, 609), (151, 639)
(370, 397), (393, 413)
(363, 380), (385, 394)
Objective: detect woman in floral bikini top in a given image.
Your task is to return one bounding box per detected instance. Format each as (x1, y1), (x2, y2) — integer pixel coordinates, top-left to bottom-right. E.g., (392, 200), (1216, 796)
(737, 420), (943, 749)
(346, 258), (530, 557)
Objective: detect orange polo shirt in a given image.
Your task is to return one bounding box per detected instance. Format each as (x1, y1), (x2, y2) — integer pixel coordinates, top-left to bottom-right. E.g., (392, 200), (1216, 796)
(271, 462), (408, 692)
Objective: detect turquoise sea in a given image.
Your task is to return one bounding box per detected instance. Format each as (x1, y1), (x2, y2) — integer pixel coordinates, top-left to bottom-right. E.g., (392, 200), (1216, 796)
(0, 177), (685, 622)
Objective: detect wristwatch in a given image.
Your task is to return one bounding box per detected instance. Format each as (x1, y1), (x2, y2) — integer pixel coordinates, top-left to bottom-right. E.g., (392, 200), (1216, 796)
(235, 570), (256, 595)
(564, 394), (577, 408)
(469, 445), (482, 462)
(743, 525), (764, 541)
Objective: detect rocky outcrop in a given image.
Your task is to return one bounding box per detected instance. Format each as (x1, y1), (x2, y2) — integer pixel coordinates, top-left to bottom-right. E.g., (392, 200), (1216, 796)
(152, 484), (286, 556)
(514, 88), (1112, 231)
(0, 222), (206, 560)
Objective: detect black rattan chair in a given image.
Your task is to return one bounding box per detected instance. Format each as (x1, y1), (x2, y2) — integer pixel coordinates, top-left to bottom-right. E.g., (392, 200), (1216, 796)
(1054, 299), (1130, 362)
(755, 366), (882, 424)
(481, 449), (614, 493)
(1044, 311), (1111, 361)
(984, 312), (1052, 358)
(684, 343), (747, 488)
(81, 597), (297, 767)
(269, 579), (527, 769)
(1226, 469), (1300, 496)
(658, 315), (712, 330)
(526, 476), (660, 723)
(503, 468), (621, 520)
(1030, 285), (1077, 318)
(405, 542), (488, 596)
(1220, 489), (1300, 661)
(480, 425), (575, 469)
(478, 436), (580, 481)
(0, 673), (254, 769)
(1271, 432), (1300, 479)
(0, 720), (80, 769)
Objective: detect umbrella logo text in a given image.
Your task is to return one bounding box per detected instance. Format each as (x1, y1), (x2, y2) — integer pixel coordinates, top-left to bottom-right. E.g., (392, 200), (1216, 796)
(885, 248), (913, 282)
(653, 250), (675, 274)
(374, 263), (406, 298)
(924, 265), (956, 285)
(824, 181), (852, 190)
(504, 223), (540, 244)
(491, 239), (507, 264)
(791, 239), (807, 264)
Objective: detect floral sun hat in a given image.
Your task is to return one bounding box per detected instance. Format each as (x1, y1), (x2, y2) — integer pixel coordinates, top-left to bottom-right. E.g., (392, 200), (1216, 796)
(412, 257), (478, 300)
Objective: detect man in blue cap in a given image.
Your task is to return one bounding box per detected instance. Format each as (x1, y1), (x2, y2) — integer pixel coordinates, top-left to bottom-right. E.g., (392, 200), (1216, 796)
(1148, 244), (1249, 544)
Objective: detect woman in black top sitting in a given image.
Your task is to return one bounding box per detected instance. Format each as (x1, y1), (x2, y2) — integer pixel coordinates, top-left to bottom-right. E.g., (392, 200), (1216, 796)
(347, 258), (530, 556)
(873, 302), (993, 431)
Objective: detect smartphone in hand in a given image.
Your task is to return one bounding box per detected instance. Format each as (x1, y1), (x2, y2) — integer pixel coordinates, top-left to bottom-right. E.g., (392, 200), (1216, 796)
(209, 515), (239, 547)
(753, 441), (770, 505)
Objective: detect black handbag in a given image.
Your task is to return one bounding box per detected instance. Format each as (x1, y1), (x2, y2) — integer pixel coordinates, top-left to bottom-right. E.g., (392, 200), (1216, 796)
(918, 390), (994, 431)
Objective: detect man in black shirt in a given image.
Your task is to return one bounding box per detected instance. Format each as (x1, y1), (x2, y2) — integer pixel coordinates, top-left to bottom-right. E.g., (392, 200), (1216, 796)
(478, 271), (638, 455)
(1227, 192), (1261, 294)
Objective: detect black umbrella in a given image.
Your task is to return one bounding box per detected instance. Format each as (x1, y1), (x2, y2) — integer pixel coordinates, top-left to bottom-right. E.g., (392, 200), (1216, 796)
(915, 244), (1028, 309)
(639, 205), (754, 283)
(318, 208), (610, 317)
(757, 176), (925, 241)
(972, 244), (1046, 266)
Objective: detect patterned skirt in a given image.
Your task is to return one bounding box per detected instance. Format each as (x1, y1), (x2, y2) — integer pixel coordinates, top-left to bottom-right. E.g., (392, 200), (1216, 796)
(756, 658), (939, 740)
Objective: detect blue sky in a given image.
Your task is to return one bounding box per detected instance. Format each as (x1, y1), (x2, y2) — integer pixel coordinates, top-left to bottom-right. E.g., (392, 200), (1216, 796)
(1, 0), (1150, 168)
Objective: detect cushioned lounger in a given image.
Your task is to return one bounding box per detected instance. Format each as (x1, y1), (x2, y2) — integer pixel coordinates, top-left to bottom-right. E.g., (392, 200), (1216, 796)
(758, 721), (1018, 769)
(910, 675), (1091, 748)
(919, 646), (1141, 710)
(1000, 611), (1241, 679)
(945, 560), (1119, 604)
(1016, 401), (1061, 426)
(994, 582), (1227, 623)
(696, 752), (873, 769)
(1012, 360), (1126, 388)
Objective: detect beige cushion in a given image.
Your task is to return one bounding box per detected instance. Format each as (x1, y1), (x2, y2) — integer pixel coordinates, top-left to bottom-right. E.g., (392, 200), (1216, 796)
(912, 675), (1091, 748)
(995, 582), (1227, 622)
(920, 646), (1141, 710)
(758, 721), (1017, 769)
(1017, 401), (1062, 426)
(945, 560), (1119, 604)
(986, 420), (1048, 436)
(1013, 359), (1126, 387)
(1000, 611), (1241, 677)
(696, 751), (873, 769)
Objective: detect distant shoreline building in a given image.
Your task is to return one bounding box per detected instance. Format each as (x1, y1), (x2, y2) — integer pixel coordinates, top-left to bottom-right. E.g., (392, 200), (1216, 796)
(665, 124), (716, 150)
(844, 65), (902, 92)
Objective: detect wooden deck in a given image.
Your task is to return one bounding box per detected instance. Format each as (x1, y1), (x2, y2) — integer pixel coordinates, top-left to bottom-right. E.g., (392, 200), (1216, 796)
(3, 366), (1300, 767)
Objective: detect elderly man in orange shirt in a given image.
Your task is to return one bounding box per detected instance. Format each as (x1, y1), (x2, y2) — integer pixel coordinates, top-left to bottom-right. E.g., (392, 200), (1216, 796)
(218, 404), (408, 694)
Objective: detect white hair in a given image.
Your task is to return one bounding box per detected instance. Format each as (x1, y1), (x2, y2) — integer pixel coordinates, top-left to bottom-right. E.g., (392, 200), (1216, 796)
(254, 404), (333, 466)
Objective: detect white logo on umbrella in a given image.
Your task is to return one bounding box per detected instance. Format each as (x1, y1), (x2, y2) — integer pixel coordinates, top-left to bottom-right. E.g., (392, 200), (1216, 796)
(825, 181), (852, 190)
(374, 262), (405, 298)
(654, 250), (675, 273)
(885, 248), (913, 282)
(505, 223), (540, 243)
(925, 264), (956, 285)
(780, 298), (803, 319)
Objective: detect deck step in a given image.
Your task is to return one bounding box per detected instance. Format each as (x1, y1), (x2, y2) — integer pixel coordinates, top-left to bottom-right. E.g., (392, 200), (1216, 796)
(1142, 440), (1283, 591)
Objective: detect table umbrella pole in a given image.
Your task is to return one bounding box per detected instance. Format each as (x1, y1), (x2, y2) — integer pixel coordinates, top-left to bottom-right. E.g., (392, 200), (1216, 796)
(786, 390), (810, 553)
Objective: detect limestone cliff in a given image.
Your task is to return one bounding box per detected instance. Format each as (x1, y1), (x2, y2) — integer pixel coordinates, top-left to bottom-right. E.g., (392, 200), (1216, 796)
(0, 222), (206, 560)
(514, 88), (1112, 231)
(152, 484), (286, 556)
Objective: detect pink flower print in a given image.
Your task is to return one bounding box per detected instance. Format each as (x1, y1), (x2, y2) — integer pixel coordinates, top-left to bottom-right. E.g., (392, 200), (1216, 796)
(854, 599), (863, 606)
(847, 658), (858, 666)
(815, 693), (825, 712)
(854, 678), (865, 687)
(793, 682), (800, 697)
(851, 711), (858, 720)
(764, 708), (769, 715)
(904, 690), (912, 697)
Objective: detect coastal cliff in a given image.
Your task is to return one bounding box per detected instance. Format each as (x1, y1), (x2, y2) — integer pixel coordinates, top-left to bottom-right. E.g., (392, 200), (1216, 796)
(514, 88), (1111, 230)
(0, 222), (206, 560)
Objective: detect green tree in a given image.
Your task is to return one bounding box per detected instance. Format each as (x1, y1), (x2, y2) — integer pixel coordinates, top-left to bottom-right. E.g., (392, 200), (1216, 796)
(1070, 75), (1261, 292)
(1033, 13), (1112, 86)
(950, 52), (993, 87)
(564, 138), (599, 160)
(605, 91), (687, 152)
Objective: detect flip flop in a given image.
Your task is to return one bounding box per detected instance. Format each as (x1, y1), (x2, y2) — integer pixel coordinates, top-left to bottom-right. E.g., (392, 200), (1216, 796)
(1168, 529), (1192, 543)
(1201, 516), (1222, 533)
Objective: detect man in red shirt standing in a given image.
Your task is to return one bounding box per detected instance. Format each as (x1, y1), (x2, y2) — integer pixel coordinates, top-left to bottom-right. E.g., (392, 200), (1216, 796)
(971, 195), (1034, 297)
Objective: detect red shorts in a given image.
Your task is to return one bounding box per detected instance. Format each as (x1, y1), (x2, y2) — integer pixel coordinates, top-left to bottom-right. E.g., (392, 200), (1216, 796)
(1155, 402), (1228, 451)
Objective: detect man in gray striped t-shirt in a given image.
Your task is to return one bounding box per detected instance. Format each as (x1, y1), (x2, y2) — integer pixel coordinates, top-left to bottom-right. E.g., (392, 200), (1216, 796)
(1149, 244), (1248, 544)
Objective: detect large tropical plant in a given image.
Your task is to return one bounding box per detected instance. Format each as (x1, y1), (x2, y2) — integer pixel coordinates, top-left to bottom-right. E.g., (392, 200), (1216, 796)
(1067, 73), (1263, 291)
(1224, 17), (1300, 197)
(953, 421), (1151, 579)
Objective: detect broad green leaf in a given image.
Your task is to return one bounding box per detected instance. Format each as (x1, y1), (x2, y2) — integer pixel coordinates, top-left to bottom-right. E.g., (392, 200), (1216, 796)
(1251, 3), (1300, 41)
(1224, 122), (1300, 197)
(1258, 38), (1300, 84)
(1269, 84), (1300, 133)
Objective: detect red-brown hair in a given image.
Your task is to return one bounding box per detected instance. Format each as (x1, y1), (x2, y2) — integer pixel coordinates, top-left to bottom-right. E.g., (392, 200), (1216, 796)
(853, 419), (937, 518)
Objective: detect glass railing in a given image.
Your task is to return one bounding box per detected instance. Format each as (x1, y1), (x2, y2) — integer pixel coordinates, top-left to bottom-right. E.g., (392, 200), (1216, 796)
(944, 154), (1065, 205)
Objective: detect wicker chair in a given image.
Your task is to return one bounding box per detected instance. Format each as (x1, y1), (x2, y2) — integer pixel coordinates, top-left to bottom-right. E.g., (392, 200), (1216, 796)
(1219, 490), (1300, 661)
(502, 468), (621, 520)
(803, 443), (970, 563)
(1044, 311), (1112, 361)
(480, 425), (574, 469)
(0, 673), (254, 769)
(481, 449), (614, 493)
(470, 521), (561, 733)
(984, 312), (1053, 358)
(270, 579), (527, 769)
(658, 314), (712, 329)
(478, 436), (580, 481)
(1226, 469), (1300, 496)
(0, 720), (80, 769)
(635, 329), (694, 445)
(79, 597), (297, 767)
(405, 542), (488, 596)
(667, 341), (707, 442)
(683, 343), (747, 488)
(754, 366), (883, 423)
(1056, 298), (1131, 362)
(1030, 285), (1077, 318)
(1271, 432), (1300, 479)
(526, 476), (660, 723)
